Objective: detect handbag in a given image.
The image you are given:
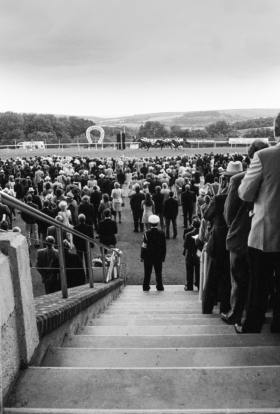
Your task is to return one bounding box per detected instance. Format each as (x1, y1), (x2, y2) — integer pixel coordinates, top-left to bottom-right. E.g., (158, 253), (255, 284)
(121, 201), (125, 207)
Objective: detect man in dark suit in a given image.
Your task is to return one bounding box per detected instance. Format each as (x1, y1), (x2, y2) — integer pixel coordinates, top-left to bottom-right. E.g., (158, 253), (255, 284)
(183, 218), (201, 291)
(78, 196), (95, 226)
(222, 139), (269, 325)
(130, 186), (145, 232)
(90, 185), (102, 230)
(181, 185), (195, 228)
(35, 236), (60, 294)
(141, 215), (166, 291)
(98, 208), (118, 250)
(73, 214), (94, 278)
(163, 191), (178, 239)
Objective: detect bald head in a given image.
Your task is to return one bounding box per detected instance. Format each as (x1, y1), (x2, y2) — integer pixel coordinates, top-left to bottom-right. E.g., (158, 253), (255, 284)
(248, 139), (270, 159)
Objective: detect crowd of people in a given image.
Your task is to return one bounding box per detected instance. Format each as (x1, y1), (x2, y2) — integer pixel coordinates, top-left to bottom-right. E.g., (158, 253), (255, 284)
(0, 113), (279, 334)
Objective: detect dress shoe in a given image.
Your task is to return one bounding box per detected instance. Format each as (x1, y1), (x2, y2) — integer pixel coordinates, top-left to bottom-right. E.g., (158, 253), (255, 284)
(133, 230), (138, 233)
(157, 286), (164, 291)
(143, 287), (150, 291)
(221, 313), (236, 325)
(184, 286), (193, 291)
(234, 324), (243, 334)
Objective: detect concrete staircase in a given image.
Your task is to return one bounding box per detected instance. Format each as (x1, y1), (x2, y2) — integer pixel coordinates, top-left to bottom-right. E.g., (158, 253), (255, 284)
(5, 285), (280, 413)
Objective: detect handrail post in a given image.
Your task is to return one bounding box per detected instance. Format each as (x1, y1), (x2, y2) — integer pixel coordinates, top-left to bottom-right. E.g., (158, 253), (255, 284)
(86, 239), (94, 288)
(56, 227), (68, 298)
(101, 246), (106, 283)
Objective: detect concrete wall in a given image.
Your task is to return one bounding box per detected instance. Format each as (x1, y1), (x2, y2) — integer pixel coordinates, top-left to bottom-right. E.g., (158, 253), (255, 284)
(0, 233), (39, 401)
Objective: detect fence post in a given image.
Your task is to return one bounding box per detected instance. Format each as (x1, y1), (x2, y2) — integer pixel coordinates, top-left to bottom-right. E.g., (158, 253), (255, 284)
(101, 246), (106, 283)
(56, 227), (68, 298)
(86, 239), (94, 288)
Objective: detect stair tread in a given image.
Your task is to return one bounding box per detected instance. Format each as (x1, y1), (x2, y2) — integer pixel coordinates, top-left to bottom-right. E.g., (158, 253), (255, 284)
(63, 333), (280, 348)
(79, 325), (271, 336)
(8, 367), (280, 410)
(42, 346), (280, 368)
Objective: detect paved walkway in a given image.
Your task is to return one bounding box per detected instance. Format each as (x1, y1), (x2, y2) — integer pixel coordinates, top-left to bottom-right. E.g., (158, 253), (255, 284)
(13, 197), (188, 296)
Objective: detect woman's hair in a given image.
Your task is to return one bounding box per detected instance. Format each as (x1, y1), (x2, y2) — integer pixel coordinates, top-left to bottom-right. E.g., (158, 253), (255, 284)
(103, 193), (109, 202)
(162, 183), (168, 189)
(114, 182), (120, 189)
(144, 192), (153, 207)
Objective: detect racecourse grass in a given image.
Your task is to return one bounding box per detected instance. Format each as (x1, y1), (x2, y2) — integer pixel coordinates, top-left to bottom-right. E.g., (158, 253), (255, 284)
(0, 145), (250, 160)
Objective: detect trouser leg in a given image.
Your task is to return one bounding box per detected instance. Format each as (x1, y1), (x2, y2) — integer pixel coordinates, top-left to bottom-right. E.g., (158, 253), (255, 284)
(228, 251), (249, 323)
(165, 218), (170, 238)
(159, 213), (165, 231)
(202, 256), (218, 314)
(154, 260), (163, 290)
(186, 263), (194, 290)
(143, 260), (152, 290)
(133, 210), (139, 231)
(217, 252), (231, 314)
(172, 218), (177, 238)
(242, 248), (275, 333)
(194, 262), (200, 289)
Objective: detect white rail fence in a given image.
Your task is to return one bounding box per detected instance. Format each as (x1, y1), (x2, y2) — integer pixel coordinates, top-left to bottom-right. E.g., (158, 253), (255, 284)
(0, 139), (275, 153)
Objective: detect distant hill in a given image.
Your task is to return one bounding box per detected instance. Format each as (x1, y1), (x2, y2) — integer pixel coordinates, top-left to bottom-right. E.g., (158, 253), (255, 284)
(87, 109), (280, 129)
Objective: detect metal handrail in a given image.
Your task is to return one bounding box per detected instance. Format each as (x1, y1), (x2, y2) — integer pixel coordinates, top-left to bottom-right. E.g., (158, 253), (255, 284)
(0, 191), (120, 298)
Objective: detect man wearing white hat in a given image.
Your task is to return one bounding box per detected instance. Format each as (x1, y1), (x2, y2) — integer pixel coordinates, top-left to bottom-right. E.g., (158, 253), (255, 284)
(141, 214), (166, 291)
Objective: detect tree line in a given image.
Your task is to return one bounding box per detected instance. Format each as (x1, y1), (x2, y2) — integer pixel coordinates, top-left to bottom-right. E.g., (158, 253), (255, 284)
(0, 111), (275, 146)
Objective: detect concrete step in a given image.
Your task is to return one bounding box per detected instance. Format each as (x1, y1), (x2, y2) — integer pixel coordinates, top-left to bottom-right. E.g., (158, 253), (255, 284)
(42, 346), (280, 368)
(79, 325), (271, 336)
(5, 410), (280, 414)
(96, 313), (222, 319)
(64, 333), (280, 349)
(103, 309), (215, 314)
(87, 318), (230, 326)
(7, 367), (280, 410)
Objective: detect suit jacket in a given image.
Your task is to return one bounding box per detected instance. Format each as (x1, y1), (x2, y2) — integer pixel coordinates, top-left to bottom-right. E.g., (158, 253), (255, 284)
(181, 190), (195, 209)
(239, 144), (280, 252)
(73, 223), (94, 252)
(78, 202), (95, 225)
(152, 192), (165, 214)
(204, 194), (228, 259)
(184, 227), (200, 264)
(99, 218), (118, 247)
(224, 172), (253, 255)
(90, 190), (102, 209)
(36, 247), (59, 283)
(130, 192), (145, 212)
(163, 197), (178, 219)
(37, 207), (55, 234)
(141, 227), (166, 262)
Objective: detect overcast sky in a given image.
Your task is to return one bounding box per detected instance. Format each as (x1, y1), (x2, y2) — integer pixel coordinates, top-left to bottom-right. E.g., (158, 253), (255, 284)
(0, 0), (279, 117)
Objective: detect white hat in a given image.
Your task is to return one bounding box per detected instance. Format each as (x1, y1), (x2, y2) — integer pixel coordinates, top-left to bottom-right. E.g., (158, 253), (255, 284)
(223, 161), (243, 176)
(99, 174), (105, 178)
(28, 187), (35, 192)
(148, 215), (160, 224)
(199, 189), (207, 196)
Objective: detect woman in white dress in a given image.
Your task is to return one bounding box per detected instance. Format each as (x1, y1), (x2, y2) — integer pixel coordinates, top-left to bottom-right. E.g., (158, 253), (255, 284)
(123, 168), (132, 197)
(58, 200), (73, 247)
(141, 193), (155, 231)
(111, 182), (124, 223)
